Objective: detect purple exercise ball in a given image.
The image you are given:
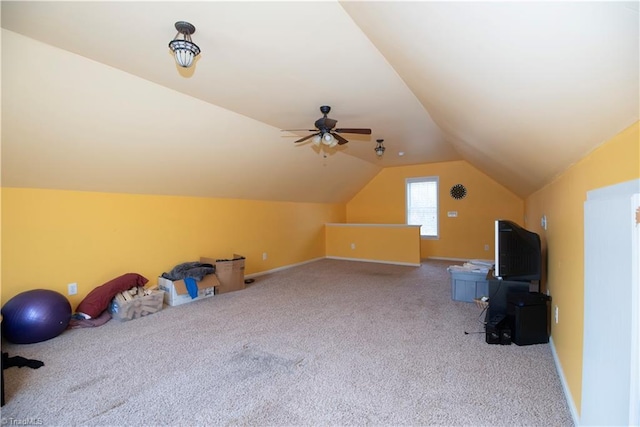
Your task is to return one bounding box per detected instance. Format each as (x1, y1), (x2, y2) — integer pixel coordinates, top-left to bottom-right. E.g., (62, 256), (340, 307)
(1, 289), (72, 344)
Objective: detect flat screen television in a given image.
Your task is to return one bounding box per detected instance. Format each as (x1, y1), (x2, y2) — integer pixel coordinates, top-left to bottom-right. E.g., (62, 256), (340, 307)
(494, 219), (542, 282)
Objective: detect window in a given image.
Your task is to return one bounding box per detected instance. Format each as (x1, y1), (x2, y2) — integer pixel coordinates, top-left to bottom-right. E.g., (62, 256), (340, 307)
(406, 177), (439, 238)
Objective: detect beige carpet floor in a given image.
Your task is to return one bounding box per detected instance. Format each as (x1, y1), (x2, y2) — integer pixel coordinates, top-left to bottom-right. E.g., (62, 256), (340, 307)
(1, 258), (574, 426)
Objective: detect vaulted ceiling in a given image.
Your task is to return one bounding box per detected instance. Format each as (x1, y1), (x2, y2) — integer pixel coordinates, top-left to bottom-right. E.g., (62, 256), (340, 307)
(2, 1), (638, 203)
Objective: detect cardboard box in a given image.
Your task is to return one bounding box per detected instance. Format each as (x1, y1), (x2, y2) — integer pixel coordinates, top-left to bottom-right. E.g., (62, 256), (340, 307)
(201, 255), (245, 294)
(157, 273), (219, 306)
(109, 290), (164, 321)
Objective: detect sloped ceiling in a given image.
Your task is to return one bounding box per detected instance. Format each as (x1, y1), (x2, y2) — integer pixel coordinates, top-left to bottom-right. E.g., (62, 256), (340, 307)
(1, 1), (638, 203)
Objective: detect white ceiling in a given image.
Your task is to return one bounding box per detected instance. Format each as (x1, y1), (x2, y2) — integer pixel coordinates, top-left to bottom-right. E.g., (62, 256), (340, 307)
(1, 1), (638, 203)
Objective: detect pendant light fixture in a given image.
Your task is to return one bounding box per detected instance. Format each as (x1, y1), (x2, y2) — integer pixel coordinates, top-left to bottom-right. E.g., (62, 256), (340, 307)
(168, 21), (201, 68)
(375, 139), (386, 157)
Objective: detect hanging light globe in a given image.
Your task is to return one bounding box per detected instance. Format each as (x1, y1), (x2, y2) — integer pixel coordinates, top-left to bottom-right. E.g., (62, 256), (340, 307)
(169, 21), (201, 68)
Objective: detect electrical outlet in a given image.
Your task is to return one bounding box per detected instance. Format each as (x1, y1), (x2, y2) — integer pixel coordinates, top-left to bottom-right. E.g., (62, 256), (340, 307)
(262, 252), (267, 261)
(68, 283), (78, 296)
(554, 305), (559, 324)
(484, 244), (490, 251)
(351, 243), (356, 250)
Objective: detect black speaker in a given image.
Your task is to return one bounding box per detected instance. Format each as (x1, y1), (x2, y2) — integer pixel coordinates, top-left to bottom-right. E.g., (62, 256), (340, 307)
(486, 324), (501, 344)
(486, 314), (511, 345)
(507, 292), (550, 346)
(500, 326), (512, 345)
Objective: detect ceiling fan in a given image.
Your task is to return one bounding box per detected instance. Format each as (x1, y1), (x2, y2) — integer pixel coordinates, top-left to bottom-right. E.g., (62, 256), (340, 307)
(282, 105), (372, 147)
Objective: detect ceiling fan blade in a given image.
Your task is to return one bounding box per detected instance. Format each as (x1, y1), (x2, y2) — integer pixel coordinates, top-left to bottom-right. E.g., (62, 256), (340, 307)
(332, 133), (349, 145)
(295, 133), (319, 143)
(282, 129), (316, 132)
(335, 128), (372, 135)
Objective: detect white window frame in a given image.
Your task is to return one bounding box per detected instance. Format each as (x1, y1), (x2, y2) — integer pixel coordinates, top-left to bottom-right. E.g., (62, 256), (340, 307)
(406, 176), (439, 239)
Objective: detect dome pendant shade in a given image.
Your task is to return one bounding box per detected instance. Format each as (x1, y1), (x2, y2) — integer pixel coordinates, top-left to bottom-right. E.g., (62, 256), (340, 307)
(169, 21), (201, 68)
(375, 139), (386, 157)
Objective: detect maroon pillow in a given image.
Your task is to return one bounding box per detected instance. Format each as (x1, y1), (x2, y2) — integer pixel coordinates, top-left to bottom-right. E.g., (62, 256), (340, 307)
(76, 273), (149, 318)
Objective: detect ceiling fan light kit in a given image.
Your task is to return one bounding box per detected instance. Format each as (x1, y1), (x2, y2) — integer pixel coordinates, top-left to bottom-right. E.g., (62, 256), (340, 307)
(312, 132), (338, 148)
(169, 21), (201, 68)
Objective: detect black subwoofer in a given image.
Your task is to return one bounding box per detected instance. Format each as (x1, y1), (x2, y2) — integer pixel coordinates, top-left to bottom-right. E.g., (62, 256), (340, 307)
(507, 292), (550, 346)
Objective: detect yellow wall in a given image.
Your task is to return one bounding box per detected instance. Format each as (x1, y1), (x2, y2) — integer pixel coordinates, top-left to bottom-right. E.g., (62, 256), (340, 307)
(346, 160), (524, 259)
(1, 188), (345, 308)
(525, 121), (639, 414)
(325, 224), (421, 265)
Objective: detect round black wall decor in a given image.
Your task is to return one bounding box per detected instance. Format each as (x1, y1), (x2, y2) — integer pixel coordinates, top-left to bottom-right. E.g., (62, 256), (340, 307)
(450, 184), (467, 200)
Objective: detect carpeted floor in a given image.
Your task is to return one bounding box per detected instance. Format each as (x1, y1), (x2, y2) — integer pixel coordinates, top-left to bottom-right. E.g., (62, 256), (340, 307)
(1, 259), (574, 426)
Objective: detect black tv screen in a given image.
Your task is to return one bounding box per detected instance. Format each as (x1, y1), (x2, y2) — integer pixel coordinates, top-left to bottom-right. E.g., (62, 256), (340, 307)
(494, 220), (541, 282)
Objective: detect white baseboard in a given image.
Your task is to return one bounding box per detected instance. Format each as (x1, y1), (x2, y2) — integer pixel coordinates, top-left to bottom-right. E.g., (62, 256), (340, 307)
(244, 257), (325, 279)
(549, 336), (580, 426)
(325, 256), (421, 267)
(427, 256), (471, 262)
(245, 256), (420, 280)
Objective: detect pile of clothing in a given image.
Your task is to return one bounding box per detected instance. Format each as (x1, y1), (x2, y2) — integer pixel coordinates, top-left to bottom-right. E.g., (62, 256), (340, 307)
(161, 261), (215, 281)
(162, 261), (216, 299)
